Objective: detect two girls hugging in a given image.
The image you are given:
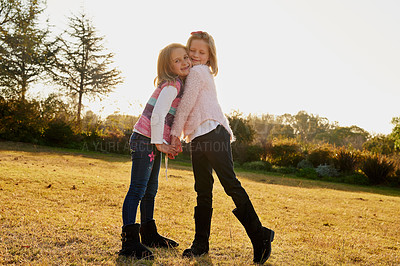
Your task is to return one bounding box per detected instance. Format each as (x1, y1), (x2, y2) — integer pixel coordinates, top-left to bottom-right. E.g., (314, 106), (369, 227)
(119, 31), (274, 264)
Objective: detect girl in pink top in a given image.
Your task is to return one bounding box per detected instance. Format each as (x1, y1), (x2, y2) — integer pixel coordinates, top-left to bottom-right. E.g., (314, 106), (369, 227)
(171, 32), (274, 264)
(119, 43), (191, 260)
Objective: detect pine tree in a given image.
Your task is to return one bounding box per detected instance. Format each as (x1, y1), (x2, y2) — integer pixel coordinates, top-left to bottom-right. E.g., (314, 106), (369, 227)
(50, 12), (123, 130)
(0, 0), (55, 100)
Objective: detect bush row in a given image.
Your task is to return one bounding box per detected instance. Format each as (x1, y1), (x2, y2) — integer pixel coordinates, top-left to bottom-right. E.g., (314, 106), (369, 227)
(235, 138), (400, 187)
(0, 97), (133, 154)
(1, 98), (399, 187)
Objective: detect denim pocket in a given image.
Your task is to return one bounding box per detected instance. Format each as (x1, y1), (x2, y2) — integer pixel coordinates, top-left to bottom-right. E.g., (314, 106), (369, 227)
(130, 139), (153, 160)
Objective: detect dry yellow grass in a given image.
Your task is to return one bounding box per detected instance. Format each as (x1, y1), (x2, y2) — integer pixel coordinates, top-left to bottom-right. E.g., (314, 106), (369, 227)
(0, 141), (399, 265)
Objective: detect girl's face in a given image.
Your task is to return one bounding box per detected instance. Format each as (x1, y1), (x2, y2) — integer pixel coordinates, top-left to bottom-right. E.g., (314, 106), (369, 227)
(189, 39), (210, 66)
(170, 47), (192, 79)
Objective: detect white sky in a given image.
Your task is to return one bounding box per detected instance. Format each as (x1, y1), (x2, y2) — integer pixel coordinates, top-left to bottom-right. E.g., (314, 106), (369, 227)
(37, 0), (400, 135)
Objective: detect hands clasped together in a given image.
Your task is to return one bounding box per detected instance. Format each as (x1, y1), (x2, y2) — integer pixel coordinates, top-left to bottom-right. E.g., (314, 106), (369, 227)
(155, 136), (182, 159)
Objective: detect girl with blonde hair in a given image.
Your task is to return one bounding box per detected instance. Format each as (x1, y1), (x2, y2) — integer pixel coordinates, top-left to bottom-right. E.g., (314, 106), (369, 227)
(119, 43), (191, 259)
(171, 32), (274, 264)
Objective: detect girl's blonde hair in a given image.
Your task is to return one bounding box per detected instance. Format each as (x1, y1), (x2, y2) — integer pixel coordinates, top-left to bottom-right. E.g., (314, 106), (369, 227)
(187, 31), (218, 76)
(154, 43), (187, 86)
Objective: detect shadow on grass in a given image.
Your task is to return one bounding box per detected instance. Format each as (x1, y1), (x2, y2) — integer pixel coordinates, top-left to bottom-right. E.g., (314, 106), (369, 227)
(233, 167), (400, 197)
(113, 248), (214, 265)
(171, 159), (400, 198)
(115, 255), (154, 265)
(0, 140), (130, 163)
(193, 254), (214, 265)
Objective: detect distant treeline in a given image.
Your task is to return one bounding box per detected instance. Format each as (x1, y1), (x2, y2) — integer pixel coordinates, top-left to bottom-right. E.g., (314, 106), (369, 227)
(1, 97), (400, 187)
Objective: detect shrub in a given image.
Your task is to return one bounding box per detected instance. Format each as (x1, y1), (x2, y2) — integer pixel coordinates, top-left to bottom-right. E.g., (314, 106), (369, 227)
(362, 134), (395, 155)
(81, 131), (130, 154)
(386, 174), (400, 187)
(265, 138), (305, 167)
(0, 99), (44, 143)
(297, 159), (314, 169)
(316, 164), (339, 177)
(227, 111), (256, 144)
(274, 166), (298, 174)
(360, 154), (395, 185)
(246, 145), (264, 162)
(232, 143), (263, 164)
(308, 145), (334, 167)
(333, 148), (360, 174)
(296, 167), (318, 179)
(242, 161), (272, 171)
(43, 119), (75, 146)
(341, 173), (369, 185)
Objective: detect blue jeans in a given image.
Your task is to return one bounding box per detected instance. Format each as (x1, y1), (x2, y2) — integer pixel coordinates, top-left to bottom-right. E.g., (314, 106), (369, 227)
(122, 132), (161, 225)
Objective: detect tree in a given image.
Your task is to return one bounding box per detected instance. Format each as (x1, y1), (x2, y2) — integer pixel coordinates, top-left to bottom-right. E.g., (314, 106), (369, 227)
(81, 110), (101, 133)
(50, 12), (123, 130)
(390, 117), (400, 152)
(227, 110), (256, 144)
(102, 113), (139, 136)
(227, 111), (261, 163)
(269, 123), (295, 139)
(0, 0), (55, 100)
(290, 111), (332, 142)
(0, 0), (19, 27)
(248, 113), (276, 143)
(316, 125), (369, 149)
(0, 96), (44, 142)
(362, 134), (394, 155)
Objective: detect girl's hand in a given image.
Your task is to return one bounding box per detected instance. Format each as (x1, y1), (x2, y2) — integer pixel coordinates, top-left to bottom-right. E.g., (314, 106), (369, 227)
(171, 136), (183, 153)
(155, 144), (178, 157)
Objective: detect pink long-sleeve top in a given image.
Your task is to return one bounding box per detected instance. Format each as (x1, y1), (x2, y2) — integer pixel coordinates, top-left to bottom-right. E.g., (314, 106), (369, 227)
(134, 79), (184, 144)
(170, 65), (234, 142)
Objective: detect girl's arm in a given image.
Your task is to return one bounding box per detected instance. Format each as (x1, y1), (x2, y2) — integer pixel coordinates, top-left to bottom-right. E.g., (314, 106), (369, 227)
(151, 85), (177, 144)
(170, 68), (203, 138)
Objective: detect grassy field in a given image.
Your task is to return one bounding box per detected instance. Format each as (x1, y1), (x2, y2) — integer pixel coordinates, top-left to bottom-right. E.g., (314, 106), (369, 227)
(0, 141), (399, 265)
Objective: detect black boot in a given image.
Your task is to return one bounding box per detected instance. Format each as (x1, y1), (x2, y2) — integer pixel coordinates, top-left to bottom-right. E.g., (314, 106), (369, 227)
(140, 219), (179, 248)
(118, 224), (154, 260)
(233, 200), (274, 264)
(182, 206), (213, 257)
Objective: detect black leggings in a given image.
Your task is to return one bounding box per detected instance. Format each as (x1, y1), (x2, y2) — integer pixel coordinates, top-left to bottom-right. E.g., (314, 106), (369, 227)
(190, 125), (250, 209)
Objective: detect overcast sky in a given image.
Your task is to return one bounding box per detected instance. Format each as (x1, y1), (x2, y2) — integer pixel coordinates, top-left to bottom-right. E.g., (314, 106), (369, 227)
(37, 0), (400, 135)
